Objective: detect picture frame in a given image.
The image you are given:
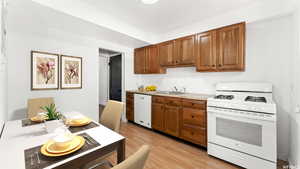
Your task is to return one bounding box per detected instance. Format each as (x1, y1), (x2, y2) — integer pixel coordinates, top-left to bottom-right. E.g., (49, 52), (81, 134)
(60, 55), (82, 89)
(31, 51), (59, 90)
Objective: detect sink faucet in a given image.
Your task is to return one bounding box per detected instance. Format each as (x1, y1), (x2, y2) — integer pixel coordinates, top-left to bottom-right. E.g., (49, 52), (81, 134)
(174, 86), (178, 92)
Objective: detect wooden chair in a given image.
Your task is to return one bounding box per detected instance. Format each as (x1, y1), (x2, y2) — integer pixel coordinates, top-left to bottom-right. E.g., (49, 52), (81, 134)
(100, 100), (124, 132)
(27, 97), (54, 118)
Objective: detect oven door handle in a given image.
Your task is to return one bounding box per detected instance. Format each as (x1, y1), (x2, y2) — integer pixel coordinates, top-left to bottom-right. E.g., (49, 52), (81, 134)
(208, 111), (272, 124)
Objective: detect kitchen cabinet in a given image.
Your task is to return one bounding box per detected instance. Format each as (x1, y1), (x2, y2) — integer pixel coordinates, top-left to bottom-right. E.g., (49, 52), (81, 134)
(217, 22), (245, 71)
(134, 46), (165, 74)
(151, 95), (207, 147)
(135, 21), (245, 72)
(126, 92), (134, 122)
(181, 98), (207, 147)
(158, 41), (175, 67)
(164, 105), (180, 137)
(134, 47), (147, 74)
(152, 102), (165, 132)
(196, 22), (245, 72)
(195, 31), (217, 72)
(174, 35), (196, 66)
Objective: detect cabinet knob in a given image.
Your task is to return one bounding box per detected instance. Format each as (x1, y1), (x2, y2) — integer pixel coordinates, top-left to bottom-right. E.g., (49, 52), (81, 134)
(191, 115), (194, 118)
(218, 64), (222, 67)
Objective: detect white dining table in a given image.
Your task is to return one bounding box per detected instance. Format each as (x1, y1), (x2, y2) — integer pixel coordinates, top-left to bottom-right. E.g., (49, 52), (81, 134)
(0, 119), (126, 169)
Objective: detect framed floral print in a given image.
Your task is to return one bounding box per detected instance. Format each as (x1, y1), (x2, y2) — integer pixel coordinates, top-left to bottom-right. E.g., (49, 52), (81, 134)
(31, 51), (59, 90)
(60, 55), (82, 89)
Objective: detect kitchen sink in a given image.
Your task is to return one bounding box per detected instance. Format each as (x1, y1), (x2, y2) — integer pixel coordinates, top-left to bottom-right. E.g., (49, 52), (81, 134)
(156, 91), (185, 95)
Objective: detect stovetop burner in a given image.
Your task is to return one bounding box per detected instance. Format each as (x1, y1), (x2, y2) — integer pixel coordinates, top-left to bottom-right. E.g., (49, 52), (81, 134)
(245, 96), (267, 103)
(214, 95), (234, 100)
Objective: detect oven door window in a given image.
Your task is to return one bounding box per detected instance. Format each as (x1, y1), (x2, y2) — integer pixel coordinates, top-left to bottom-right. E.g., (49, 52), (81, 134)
(216, 117), (262, 146)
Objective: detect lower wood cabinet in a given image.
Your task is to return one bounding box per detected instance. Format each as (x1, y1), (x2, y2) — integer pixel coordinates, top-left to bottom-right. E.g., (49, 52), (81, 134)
(127, 92), (207, 147)
(152, 102), (165, 131)
(151, 95), (207, 147)
(164, 105), (180, 137)
(126, 92), (134, 122)
(181, 125), (206, 146)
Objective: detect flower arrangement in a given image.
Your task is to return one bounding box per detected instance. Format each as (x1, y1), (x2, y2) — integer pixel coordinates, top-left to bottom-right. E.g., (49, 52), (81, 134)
(41, 103), (61, 121)
(37, 61), (55, 84)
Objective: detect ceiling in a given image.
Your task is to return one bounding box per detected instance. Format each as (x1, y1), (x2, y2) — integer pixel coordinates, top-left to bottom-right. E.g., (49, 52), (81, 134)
(82, 0), (258, 34)
(7, 0), (148, 48)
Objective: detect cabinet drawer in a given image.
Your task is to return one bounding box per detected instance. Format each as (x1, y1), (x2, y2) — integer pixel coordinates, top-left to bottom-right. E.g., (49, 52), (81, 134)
(181, 125), (206, 146)
(182, 99), (206, 110)
(165, 97), (181, 106)
(152, 96), (165, 104)
(182, 108), (206, 127)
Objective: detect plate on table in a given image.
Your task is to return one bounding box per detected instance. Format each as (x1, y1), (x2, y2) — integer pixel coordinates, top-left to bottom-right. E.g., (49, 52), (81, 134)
(67, 118), (92, 127)
(46, 136), (81, 154)
(41, 136), (85, 157)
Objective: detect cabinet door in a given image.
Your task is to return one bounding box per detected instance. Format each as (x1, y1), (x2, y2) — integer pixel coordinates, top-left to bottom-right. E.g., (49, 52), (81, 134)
(217, 22), (245, 71)
(152, 103), (165, 131)
(175, 35), (195, 66)
(147, 46), (165, 74)
(196, 31), (217, 72)
(134, 47), (146, 74)
(164, 105), (180, 137)
(158, 41), (175, 66)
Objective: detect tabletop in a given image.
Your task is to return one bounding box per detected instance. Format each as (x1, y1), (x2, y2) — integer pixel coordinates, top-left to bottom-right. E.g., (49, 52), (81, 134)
(0, 119), (125, 169)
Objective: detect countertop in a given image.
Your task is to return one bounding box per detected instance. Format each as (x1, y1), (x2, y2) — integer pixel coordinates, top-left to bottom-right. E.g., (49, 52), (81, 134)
(126, 90), (214, 100)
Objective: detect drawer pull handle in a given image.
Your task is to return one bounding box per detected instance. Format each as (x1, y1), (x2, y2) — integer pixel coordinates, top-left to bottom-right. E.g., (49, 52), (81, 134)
(191, 115), (195, 118)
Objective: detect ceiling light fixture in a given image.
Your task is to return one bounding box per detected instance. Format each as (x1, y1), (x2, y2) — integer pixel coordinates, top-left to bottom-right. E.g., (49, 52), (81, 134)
(141, 0), (159, 4)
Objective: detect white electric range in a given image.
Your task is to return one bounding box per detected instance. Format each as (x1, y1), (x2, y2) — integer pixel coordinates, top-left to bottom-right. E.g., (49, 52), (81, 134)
(207, 82), (277, 169)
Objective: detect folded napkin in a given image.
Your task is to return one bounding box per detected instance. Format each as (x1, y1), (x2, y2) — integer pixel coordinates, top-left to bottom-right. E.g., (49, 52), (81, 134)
(62, 111), (85, 120)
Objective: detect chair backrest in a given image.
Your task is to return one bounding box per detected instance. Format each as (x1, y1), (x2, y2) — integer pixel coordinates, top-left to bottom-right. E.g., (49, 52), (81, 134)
(100, 100), (124, 133)
(27, 97), (54, 118)
(112, 145), (150, 169)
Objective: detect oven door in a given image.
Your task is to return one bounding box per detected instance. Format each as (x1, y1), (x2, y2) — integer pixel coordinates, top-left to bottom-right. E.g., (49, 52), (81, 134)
(208, 109), (276, 162)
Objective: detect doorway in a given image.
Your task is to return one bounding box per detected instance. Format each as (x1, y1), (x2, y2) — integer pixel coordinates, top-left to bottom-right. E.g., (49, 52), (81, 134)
(99, 48), (124, 118)
(109, 54), (122, 101)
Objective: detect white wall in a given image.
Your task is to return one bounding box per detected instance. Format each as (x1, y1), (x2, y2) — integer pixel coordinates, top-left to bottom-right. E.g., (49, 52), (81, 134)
(0, 0), (7, 133)
(289, 1), (300, 167)
(137, 15), (294, 160)
(99, 56), (109, 105)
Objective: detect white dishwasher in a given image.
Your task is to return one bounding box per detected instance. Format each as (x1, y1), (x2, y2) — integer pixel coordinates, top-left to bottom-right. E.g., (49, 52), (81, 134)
(134, 94), (152, 128)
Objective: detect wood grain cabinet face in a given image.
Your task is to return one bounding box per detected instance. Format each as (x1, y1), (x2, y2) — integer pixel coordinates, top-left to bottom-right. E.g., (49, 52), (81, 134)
(164, 105), (180, 137)
(126, 92), (134, 122)
(146, 46), (165, 74)
(217, 22), (245, 71)
(158, 41), (175, 66)
(195, 31), (217, 72)
(134, 47), (147, 74)
(174, 35), (196, 66)
(152, 103), (165, 132)
(134, 46), (165, 74)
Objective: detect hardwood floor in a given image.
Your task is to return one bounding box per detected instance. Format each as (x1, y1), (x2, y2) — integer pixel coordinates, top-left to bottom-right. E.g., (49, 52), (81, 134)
(96, 122), (287, 169)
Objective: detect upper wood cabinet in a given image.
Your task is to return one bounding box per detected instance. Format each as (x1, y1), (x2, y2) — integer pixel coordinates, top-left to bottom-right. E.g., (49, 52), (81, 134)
(158, 41), (175, 66)
(135, 22), (245, 73)
(196, 22), (245, 72)
(195, 31), (217, 72)
(134, 47), (147, 74)
(217, 22), (245, 71)
(134, 45), (165, 74)
(174, 35), (196, 66)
